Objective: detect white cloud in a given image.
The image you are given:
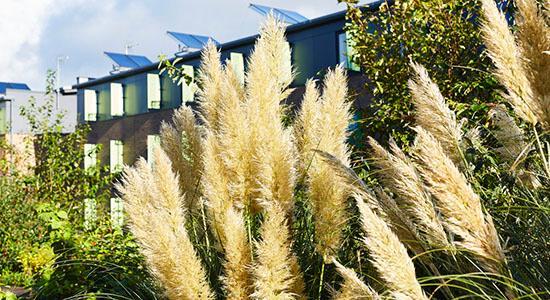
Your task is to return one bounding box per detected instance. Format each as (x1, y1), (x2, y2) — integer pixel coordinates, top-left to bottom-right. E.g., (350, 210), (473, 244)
(0, 0), (85, 90)
(1, 0), (346, 90)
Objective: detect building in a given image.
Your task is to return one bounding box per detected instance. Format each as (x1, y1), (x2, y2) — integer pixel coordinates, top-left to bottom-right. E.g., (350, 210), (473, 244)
(73, 3), (384, 174)
(0, 82), (77, 173)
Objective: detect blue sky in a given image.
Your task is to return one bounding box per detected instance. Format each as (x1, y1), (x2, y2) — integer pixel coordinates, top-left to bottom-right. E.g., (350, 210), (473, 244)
(0, 0), (372, 91)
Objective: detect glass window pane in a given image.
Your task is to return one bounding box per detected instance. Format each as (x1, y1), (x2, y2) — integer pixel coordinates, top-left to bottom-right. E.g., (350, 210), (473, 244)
(110, 83), (124, 117)
(230, 53), (245, 85)
(181, 65), (195, 102)
(110, 140), (123, 173)
(84, 90), (97, 121)
(110, 198), (124, 228)
(147, 74), (161, 109)
(147, 135), (161, 167)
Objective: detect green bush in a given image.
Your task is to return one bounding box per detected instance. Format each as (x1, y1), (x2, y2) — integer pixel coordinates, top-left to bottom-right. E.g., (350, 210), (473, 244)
(342, 0), (509, 145)
(0, 71), (156, 298)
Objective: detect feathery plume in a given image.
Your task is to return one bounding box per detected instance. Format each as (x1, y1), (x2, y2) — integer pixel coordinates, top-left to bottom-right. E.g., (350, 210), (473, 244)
(294, 67), (352, 259)
(252, 203), (305, 299)
(489, 105), (529, 163)
(116, 150), (213, 300)
(332, 259), (380, 300)
(197, 42), (225, 130)
(413, 127), (506, 273)
(480, 0), (543, 126)
(313, 150), (425, 254)
(245, 15), (297, 213)
(160, 105), (204, 210)
(295, 80), (322, 175)
(220, 207), (254, 300)
(355, 193), (427, 300)
(515, 0), (550, 125)
(408, 62), (463, 164)
(368, 137), (450, 249)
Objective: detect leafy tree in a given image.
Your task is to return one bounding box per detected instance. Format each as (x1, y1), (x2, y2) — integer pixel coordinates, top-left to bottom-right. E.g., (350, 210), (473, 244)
(342, 0), (510, 144)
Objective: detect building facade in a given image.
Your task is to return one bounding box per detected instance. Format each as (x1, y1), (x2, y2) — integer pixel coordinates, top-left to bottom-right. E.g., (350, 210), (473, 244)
(0, 83), (77, 173)
(73, 5), (382, 173)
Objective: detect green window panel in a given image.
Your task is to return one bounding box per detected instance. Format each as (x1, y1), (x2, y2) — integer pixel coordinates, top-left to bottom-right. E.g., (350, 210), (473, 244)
(338, 32), (360, 72)
(230, 52), (245, 85)
(110, 140), (124, 173)
(84, 198), (97, 230)
(110, 83), (124, 117)
(161, 74), (182, 109)
(147, 134), (161, 167)
(181, 65), (195, 103)
(110, 198), (124, 228)
(83, 143), (98, 171)
(84, 90), (97, 121)
(97, 84), (111, 121)
(147, 74), (161, 110)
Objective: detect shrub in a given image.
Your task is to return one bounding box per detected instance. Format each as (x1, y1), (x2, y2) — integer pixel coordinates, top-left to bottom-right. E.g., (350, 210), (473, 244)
(0, 72), (155, 298)
(341, 0), (510, 145)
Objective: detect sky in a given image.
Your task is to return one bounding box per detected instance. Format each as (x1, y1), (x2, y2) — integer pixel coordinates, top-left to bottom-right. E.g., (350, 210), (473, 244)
(0, 0), (370, 91)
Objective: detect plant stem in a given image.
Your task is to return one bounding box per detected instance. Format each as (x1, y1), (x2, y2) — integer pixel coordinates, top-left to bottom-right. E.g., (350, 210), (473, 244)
(317, 261), (325, 300)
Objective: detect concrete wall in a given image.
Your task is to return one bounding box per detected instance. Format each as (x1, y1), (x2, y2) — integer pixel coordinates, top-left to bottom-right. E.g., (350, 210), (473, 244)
(1, 89), (77, 135)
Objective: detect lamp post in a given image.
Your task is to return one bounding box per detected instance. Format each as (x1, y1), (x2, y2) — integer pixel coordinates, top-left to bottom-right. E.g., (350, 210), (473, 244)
(56, 55), (69, 109)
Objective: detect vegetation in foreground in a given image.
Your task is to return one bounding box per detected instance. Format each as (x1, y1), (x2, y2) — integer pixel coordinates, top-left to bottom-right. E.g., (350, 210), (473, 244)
(0, 0), (548, 299)
(118, 1), (549, 298)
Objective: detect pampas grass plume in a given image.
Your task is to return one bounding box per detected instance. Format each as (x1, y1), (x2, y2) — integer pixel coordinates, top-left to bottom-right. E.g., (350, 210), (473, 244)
(413, 127), (506, 273)
(332, 259), (380, 300)
(116, 149), (214, 300)
(160, 105), (204, 210)
(408, 62), (463, 164)
(355, 193), (428, 300)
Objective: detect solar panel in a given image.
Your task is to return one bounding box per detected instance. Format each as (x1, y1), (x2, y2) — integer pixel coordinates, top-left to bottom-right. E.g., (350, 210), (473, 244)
(127, 55), (153, 67)
(0, 82), (30, 94)
(104, 52), (152, 68)
(249, 3), (308, 25)
(167, 31), (219, 49)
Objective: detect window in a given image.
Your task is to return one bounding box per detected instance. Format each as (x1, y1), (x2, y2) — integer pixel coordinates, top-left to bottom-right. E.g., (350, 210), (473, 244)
(147, 73), (161, 109)
(84, 198), (97, 230)
(147, 134), (161, 167)
(84, 89), (97, 121)
(181, 65), (195, 102)
(110, 140), (124, 173)
(110, 198), (124, 228)
(338, 32), (360, 71)
(110, 83), (124, 117)
(83, 143), (98, 170)
(0, 104), (6, 134)
(230, 52), (245, 85)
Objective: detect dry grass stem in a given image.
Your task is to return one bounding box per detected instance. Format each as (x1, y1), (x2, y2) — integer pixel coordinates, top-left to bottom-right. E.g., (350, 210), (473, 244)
(408, 62), (463, 164)
(252, 203), (305, 299)
(355, 193), (428, 300)
(368, 137), (450, 249)
(480, 0), (545, 126)
(413, 127), (506, 273)
(116, 150), (213, 300)
(294, 67), (352, 258)
(332, 259), (380, 300)
(160, 105), (204, 210)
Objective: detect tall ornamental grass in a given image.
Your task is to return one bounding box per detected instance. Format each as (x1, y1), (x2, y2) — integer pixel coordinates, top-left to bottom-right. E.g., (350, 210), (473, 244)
(117, 3), (549, 298)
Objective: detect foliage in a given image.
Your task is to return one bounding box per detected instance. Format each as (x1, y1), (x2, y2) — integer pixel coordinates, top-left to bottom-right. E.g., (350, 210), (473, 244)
(342, 0), (508, 145)
(34, 221), (159, 299)
(116, 8), (550, 300)
(0, 71), (154, 298)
